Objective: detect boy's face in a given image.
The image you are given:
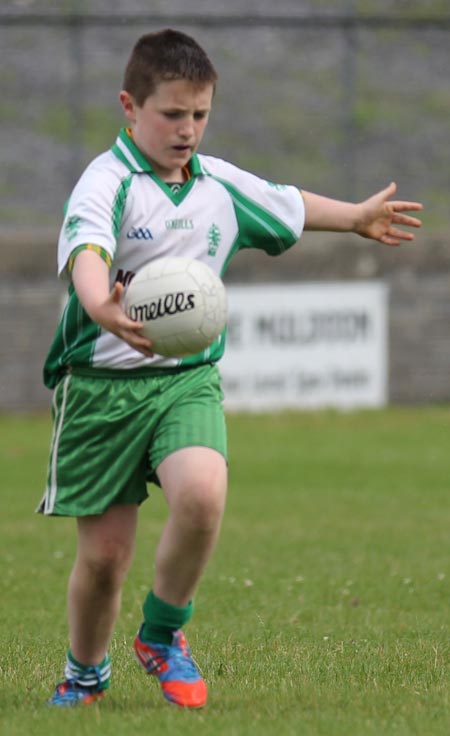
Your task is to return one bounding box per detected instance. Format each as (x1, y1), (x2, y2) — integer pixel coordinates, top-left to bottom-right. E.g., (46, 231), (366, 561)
(120, 79), (214, 181)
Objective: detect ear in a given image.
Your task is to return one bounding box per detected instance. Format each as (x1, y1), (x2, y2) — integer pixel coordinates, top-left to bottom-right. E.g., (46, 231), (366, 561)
(119, 90), (137, 122)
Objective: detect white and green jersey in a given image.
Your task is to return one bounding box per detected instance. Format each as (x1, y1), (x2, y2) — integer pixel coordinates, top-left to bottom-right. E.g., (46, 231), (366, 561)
(44, 128), (305, 388)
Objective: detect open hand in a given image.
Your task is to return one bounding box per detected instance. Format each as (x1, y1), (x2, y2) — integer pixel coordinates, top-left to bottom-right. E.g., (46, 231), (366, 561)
(355, 182), (423, 246)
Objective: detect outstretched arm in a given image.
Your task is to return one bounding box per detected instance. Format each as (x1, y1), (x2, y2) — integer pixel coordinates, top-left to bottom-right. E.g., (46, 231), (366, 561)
(302, 182), (423, 246)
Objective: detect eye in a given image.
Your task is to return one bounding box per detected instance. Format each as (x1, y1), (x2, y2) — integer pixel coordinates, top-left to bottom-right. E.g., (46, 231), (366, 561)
(194, 111), (209, 121)
(163, 111), (182, 120)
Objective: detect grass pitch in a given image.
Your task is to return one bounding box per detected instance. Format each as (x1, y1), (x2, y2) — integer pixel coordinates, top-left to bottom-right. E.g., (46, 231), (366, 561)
(1, 407), (449, 735)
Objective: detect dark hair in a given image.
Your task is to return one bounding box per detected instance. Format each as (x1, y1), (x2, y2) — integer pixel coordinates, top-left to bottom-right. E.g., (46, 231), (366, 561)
(122, 28), (218, 106)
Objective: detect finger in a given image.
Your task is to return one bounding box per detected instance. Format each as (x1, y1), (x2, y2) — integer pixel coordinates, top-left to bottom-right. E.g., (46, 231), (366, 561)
(129, 344), (154, 358)
(125, 317), (145, 330)
(111, 281), (124, 302)
(391, 213), (423, 227)
(382, 181), (397, 199)
(387, 227), (415, 242)
(125, 332), (154, 356)
(134, 344), (154, 357)
(127, 326), (154, 349)
(391, 201), (424, 213)
(116, 316), (150, 339)
(136, 343), (154, 358)
(380, 234), (402, 246)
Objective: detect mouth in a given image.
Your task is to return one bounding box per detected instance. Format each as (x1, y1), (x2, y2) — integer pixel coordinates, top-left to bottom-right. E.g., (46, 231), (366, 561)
(172, 145), (192, 153)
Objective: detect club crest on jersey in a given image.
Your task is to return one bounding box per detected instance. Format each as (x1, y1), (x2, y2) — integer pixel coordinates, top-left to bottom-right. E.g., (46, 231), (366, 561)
(207, 223), (221, 256)
(127, 227), (153, 240)
(65, 215), (83, 241)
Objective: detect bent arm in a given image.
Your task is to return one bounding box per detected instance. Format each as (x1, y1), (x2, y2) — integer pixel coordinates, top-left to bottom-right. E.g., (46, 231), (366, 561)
(71, 249), (154, 356)
(71, 248), (111, 317)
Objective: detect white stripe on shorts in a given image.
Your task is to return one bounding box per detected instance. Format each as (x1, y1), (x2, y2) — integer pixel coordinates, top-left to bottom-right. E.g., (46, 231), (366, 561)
(44, 373), (71, 514)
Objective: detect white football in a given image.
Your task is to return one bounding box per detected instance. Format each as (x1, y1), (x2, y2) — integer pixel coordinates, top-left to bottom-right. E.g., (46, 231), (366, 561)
(124, 257), (228, 358)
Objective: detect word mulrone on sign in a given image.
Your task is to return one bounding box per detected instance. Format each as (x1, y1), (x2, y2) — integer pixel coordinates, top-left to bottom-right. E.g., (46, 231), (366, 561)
(231, 310), (371, 346)
(220, 282), (388, 411)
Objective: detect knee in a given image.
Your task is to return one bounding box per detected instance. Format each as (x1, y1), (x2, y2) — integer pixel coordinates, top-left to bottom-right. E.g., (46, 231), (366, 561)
(80, 538), (134, 590)
(159, 449), (228, 533)
(176, 477), (227, 532)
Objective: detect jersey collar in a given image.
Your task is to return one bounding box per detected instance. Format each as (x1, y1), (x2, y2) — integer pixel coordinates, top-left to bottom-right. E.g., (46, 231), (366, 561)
(111, 128), (204, 177)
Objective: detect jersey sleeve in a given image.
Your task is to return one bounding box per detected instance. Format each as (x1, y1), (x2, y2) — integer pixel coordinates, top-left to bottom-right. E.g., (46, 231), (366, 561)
(57, 153), (129, 279)
(199, 155), (305, 256)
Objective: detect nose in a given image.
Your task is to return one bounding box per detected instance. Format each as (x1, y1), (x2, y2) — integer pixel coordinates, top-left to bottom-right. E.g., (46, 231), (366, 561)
(178, 116), (195, 139)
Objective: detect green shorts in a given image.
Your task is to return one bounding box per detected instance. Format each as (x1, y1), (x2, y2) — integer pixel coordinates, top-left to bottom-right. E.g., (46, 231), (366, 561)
(37, 363), (227, 517)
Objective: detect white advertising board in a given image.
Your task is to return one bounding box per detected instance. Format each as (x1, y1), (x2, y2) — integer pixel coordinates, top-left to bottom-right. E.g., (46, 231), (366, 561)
(219, 282), (388, 411)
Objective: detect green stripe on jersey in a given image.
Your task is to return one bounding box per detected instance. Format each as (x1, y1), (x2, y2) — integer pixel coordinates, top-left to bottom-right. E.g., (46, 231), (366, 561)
(151, 175), (196, 206)
(112, 128), (204, 177)
(211, 176), (299, 258)
(43, 286), (101, 389)
(179, 328), (227, 368)
(112, 175), (133, 240)
(112, 129), (152, 172)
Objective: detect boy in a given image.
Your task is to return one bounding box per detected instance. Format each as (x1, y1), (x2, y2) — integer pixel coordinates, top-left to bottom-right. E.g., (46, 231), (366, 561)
(39, 28), (422, 708)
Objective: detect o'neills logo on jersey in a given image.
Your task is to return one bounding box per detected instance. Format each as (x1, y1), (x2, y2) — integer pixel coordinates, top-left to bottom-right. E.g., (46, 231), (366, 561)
(165, 218), (194, 230)
(129, 292), (196, 322)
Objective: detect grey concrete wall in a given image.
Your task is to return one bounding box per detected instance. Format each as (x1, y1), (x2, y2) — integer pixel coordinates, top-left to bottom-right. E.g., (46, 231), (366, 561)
(390, 273), (450, 404)
(2, 229), (449, 411)
(0, 280), (61, 411)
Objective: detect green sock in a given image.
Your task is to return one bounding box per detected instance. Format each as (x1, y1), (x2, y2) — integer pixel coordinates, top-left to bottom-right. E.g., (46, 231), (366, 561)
(142, 590), (193, 645)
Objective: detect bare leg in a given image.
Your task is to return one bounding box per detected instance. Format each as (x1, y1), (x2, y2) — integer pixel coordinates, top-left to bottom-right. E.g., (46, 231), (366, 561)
(154, 447), (228, 607)
(68, 504), (138, 665)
